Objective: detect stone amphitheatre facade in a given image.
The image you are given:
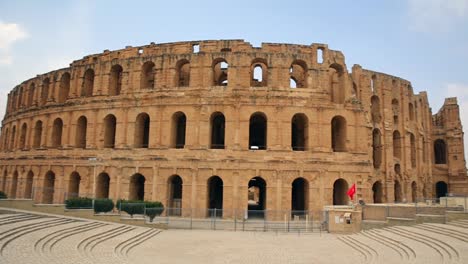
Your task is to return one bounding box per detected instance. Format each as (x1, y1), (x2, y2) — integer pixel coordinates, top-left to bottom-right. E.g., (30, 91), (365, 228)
(0, 40), (467, 216)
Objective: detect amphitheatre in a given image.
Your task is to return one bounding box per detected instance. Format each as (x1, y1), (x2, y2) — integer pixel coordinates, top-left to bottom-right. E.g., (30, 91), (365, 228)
(0, 39), (468, 263)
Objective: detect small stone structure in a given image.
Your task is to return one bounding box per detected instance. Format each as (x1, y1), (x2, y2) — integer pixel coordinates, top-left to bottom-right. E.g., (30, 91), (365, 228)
(0, 40), (467, 216)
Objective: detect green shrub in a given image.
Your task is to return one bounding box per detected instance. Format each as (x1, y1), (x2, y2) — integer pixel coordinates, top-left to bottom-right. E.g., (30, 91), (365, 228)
(117, 199), (145, 218)
(145, 201), (164, 222)
(93, 198), (114, 213)
(117, 199), (164, 219)
(65, 197), (93, 209)
(0, 191), (7, 199)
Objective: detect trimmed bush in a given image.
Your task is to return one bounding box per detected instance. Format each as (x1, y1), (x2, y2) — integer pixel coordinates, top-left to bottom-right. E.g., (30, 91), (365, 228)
(0, 191), (7, 199)
(65, 197), (93, 209)
(93, 198), (114, 213)
(117, 199), (145, 218)
(117, 199), (164, 219)
(145, 201), (164, 222)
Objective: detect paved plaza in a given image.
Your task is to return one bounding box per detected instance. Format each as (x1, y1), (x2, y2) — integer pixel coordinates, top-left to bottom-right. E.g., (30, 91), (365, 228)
(0, 211), (467, 264)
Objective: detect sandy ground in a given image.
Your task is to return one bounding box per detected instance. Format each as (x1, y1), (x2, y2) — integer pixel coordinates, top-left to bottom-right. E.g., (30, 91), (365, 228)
(1, 210), (468, 264)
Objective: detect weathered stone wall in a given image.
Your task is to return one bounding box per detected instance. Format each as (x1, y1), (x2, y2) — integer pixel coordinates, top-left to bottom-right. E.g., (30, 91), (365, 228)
(0, 40), (466, 214)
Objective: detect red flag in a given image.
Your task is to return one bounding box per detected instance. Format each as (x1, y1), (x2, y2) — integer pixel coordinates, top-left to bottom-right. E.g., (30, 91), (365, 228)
(347, 183), (356, 200)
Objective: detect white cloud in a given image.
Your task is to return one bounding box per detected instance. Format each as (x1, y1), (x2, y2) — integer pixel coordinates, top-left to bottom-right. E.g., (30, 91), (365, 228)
(0, 21), (28, 65)
(407, 0), (468, 32)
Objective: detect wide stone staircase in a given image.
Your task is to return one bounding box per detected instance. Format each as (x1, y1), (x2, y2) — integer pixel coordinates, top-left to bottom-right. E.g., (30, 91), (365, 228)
(338, 219), (468, 264)
(0, 212), (161, 264)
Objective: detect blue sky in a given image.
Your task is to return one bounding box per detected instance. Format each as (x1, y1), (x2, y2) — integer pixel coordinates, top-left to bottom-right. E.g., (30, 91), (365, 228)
(1, 0), (468, 156)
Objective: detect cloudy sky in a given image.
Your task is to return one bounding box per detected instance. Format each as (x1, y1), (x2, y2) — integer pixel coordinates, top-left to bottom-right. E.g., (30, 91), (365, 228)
(0, 0), (468, 158)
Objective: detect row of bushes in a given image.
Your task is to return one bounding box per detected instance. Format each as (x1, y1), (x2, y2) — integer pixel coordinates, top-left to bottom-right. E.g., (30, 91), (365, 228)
(64, 197), (164, 222)
(0, 191), (7, 199)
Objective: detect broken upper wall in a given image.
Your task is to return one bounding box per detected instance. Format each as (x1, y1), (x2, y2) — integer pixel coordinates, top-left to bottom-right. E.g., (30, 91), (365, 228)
(1, 39), (395, 118)
(433, 98), (462, 129)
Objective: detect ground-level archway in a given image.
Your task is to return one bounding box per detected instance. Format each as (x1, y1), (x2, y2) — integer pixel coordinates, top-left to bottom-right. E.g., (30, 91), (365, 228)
(207, 176), (223, 217)
(68, 172), (81, 199)
(291, 177), (309, 216)
(129, 173), (145, 200)
(372, 181), (383, 203)
(394, 180), (402, 203)
(24, 171), (34, 199)
(411, 181), (417, 202)
(42, 171), (55, 204)
(435, 181), (448, 199)
(10, 171), (18, 198)
(333, 178), (348, 205)
(96, 173), (110, 199)
(168, 175), (183, 216)
(248, 176), (266, 218)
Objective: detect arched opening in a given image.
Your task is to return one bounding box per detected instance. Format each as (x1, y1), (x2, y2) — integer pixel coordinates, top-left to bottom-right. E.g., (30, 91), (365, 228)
(134, 113), (150, 148)
(408, 103), (415, 121)
(317, 48), (324, 63)
(33, 121), (43, 149)
(41, 78), (50, 105)
(51, 118), (63, 148)
(392, 99), (399, 124)
(82, 69), (95, 97)
(422, 137), (428, 163)
(394, 163), (401, 175)
(290, 60), (307, 88)
(19, 123), (27, 149)
(411, 181), (417, 203)
(393, 131), (401, 159)
(129, 173), (145, 201)
(210, 112), (225, 149)
(352, 82), (358, 97)
(10, 126), (16, 150)
(24, 171), (34, 199)
(3, 128), (8, 151)
(18, 87), (24, 108)
(103, 114), (117, 148)
(27, 83), (35, 106)
(331, 116), (347, 152)
(171, 112), (186, 149)
(1, 170), (6, 192)
(10, 171), (18, 198)
(434, 139), (447, 164)
(410, 133), (416, 168)
(168, 175), (183, 216)
(140, 61), (155, 89)
(372, 181), (383, 203)
(435, 181), (448, 199)
(371, 96), (381, 123)
(68, 172), (81, 199)
(207, 176), (223, 217)
(96, 173), (110, 199)
(249, 112), (267, 150)
(213, 59), (228, 86)
(330, 63), (344, 104)
(372, 129), (382, 169)
(75, 116), (87, 148)
(58, 72), (70, 103)
(291, 113), (308, 151)
(371, 75), (377, 92)
(109, 64), (123, 96)
(42, 171), (55, 204)
(251, 59), (267, 87)
(394, 180), (402, 203)
(333, 178), (349, 205)
(291, 177), (309, 215)
(176, 60), (190, 87)
(248, 176), (266, 218)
